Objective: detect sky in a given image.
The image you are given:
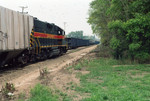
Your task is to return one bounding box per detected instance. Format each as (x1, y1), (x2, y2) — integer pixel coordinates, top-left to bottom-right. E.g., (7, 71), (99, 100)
(0, 0), (93, 36)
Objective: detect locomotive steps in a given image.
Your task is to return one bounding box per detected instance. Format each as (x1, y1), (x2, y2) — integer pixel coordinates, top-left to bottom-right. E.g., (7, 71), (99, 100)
(0, 45), (97, 99)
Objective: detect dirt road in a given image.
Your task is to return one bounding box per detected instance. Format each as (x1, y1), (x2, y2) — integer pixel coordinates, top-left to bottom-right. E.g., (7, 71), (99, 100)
(0, 45), (97, 97)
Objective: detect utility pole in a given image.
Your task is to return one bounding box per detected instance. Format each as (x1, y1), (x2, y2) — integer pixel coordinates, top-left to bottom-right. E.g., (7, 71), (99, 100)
(19, 6), (28, 14)
(64, 22), (67, 32)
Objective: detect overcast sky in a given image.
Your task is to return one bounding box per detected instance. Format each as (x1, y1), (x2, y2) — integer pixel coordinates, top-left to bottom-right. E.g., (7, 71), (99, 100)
(0, 0), (93, 36)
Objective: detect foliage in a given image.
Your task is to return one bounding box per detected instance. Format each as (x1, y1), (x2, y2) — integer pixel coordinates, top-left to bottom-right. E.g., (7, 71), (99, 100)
(74, 64), (82, 70)
(67, 31), (83, 38)
(67, 30), (98, 41)
(88, 0), (111, 46)
(83, 35), (96, 40)
(110, 37), (120, 50)
(18, 93), (26, 101)
(1, 83), (15, 97)
(28, 84), (59, 101)
(28, 84), (72, 101)
(88, 0), (150, 62)
(97, 45), (112, 58)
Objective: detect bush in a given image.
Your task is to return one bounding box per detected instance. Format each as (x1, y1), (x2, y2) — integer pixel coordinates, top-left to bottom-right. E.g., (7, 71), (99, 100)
(97, 45), (112, 58)
(135, 52), (150, 63)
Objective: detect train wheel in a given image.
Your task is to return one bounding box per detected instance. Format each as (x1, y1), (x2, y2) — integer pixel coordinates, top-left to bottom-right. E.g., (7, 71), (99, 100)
(48, 52), (53, 58)
(18, 55), (28, 65)
(59, 48), (63, 56)
(8, 59), (17, 67)
(30, 55), (37, 62)
(41, 50), (47, 60)
(63, 48), (67, 53)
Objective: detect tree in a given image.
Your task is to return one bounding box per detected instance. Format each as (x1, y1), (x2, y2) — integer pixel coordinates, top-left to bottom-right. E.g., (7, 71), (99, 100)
(67, 31), (83, 38)
(88, 0), (150, 62)
(88, 0), (111, 46)
(83, 35), (96, 40)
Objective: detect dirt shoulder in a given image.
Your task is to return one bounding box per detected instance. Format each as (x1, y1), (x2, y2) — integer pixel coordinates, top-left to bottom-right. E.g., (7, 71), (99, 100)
(0, 45), (97, 100)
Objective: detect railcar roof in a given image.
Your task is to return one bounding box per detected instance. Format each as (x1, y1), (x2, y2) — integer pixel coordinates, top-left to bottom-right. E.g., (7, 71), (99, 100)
(34, 17), (64, 31)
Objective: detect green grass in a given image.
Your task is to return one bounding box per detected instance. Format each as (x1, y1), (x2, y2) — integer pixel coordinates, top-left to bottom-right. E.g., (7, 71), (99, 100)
(28, 84), (59, 101)
(27, 84), (72, 101)
(68, 59), (89, 71)
(17, 93), (26, 101)
(73, 58), (150, 101)
(24, 57), (150, 101)
(74, 64), (82, 70)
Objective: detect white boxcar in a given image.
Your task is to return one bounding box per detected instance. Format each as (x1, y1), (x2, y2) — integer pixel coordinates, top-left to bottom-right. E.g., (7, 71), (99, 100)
(0, 6), (33, 51)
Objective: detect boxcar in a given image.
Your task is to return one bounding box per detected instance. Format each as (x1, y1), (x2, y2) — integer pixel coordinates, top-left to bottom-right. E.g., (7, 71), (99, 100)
(0, 6), (33, 66)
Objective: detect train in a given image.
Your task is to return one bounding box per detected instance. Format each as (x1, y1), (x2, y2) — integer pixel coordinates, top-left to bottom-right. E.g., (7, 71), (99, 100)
(0, 6), (99, 67)
(66, 38), (99, 49)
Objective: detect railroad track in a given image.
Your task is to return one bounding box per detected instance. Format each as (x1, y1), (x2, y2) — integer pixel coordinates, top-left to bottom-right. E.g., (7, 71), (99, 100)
(0, 45), (97, 89)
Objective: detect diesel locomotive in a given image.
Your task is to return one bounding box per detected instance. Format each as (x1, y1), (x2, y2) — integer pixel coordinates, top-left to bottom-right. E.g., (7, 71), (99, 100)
(30, 18), (67, 61)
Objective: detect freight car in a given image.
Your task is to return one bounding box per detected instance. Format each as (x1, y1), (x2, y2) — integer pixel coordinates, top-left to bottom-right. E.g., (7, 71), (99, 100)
(0, 6), (67, 67)
(66, 38), (89, 49)
(89, 40), (100, 45)
(66, 37), (99, 49)
(0, 6), (34, 67)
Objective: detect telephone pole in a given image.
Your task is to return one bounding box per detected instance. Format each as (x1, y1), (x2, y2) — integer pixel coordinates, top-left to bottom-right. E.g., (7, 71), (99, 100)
(19, 6), (28, 14)
(64, 22), (67, 32)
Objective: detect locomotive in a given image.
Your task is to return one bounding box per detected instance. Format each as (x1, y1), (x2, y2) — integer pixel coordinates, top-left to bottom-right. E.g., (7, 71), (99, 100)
(30, 18), (67, 61)
(0, 6), (99, 67)
(0, 6), (67, 67)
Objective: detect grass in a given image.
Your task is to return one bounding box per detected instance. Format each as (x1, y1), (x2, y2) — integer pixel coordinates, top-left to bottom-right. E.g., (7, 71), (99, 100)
(22, 56), (150, 101)
(67, 59), (89, 71)
(74, 64), (82, 70)
(28, 84), (59, 101)
(73, 58), (150, 101)
(18, 93), (26, 101)
(27, 84), (72, 101)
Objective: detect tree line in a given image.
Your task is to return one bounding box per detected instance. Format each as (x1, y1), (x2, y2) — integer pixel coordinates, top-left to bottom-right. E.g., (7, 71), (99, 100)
(88, 0), (150, 62)
(67, 30), (97, 41)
